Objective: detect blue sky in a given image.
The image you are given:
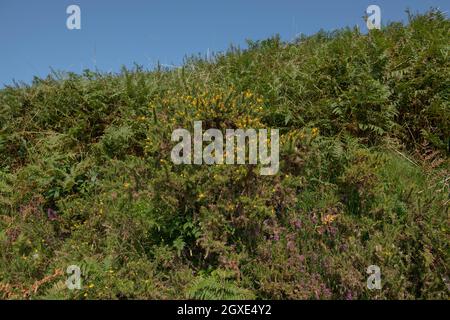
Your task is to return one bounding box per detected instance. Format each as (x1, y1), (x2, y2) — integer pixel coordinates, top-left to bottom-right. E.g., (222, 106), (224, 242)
(0, 0), (448, 87)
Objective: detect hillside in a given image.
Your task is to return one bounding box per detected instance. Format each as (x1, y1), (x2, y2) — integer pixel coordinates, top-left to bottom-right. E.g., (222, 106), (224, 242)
(0, 10), (449, 299)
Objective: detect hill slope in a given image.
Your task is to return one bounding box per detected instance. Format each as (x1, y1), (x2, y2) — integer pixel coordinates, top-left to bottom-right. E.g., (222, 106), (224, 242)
(0, 10), (449, 299)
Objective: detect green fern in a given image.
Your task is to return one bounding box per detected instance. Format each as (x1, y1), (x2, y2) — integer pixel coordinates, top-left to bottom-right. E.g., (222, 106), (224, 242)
(186, 270), (255, 300)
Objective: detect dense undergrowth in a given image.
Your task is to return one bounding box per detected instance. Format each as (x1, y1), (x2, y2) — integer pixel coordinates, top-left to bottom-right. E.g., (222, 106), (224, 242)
(0, 10), (449, 299)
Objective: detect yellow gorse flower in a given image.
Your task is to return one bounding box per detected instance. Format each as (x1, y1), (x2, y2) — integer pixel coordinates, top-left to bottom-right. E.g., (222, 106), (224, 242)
(145, 87), (265, 130)
(321, 214), (338, 225)
(311, 127), (319, 137)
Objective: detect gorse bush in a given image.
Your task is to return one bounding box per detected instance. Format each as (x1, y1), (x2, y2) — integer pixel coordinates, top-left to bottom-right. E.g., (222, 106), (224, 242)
(0, 10), (448, 299)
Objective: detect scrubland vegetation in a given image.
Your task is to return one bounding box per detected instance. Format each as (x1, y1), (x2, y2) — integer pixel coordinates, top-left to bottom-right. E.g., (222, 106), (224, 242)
(0, 10), (448, 299)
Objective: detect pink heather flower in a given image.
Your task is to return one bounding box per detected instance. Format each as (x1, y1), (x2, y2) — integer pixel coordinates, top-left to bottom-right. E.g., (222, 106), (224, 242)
(287, 240), (296, 251)
(47, 208), (58, 221)
(291, 219), (302, 229)
(328, 226), (337, 236)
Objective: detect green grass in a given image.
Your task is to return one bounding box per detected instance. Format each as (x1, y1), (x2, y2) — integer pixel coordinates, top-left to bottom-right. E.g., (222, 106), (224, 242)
(0, 9), (448, 299)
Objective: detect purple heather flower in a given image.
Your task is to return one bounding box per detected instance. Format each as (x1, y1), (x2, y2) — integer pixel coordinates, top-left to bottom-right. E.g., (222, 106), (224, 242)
(328, 226), (337, 236)
(287, 240), (296, 251)
(345, 291), (354, 300)
(47, 208), (58, 221)
(322, 286), (332, 298)
(291, 219), (302, 229)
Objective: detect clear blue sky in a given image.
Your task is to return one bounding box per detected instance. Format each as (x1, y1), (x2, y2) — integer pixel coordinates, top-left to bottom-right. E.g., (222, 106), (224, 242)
(0, 0), (448, 87)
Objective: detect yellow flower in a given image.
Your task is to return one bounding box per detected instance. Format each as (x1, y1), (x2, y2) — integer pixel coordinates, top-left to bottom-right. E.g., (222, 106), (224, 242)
(322, 214), (338, 225)
(88, 283), (95, 289)
(312, 127), (319, 137)
(123, 182), (130, 189)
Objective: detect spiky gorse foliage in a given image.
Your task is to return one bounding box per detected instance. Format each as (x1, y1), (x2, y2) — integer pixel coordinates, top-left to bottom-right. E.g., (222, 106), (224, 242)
(0, 10), (448, 299)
